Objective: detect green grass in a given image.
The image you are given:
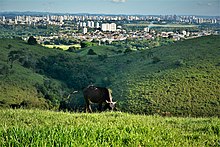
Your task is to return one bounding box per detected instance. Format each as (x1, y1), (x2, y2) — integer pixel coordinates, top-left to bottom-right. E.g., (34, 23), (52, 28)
(73, 45), (122, 56)
(0, 109), (219, 146)
(43, 44), (81, 50)
(0, 36), (220, 117)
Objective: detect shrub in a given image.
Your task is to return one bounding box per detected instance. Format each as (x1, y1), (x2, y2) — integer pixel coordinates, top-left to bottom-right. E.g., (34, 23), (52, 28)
(0, 64), (10, 76)
(152, 56), (161, 64)
(27, 36), (37, 45)
(87, 49), (97, 55)
(175, 59), (185, 67)
(124, 48), (133, 54)
(7, 44), (12, 49)
(98, 54), (108, 61)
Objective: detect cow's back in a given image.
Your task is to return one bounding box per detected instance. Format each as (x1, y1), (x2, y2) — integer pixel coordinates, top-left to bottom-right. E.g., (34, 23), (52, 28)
(83, 86), (108, 103)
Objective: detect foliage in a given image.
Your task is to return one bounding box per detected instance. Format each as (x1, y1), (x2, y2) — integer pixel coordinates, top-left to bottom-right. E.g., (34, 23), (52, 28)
(0, 63), (10, 76)
(151, 56), (161, 64)
(36, 53), (97, 90)
(27, 36), (37, 45)
(0, 109), (219, 146)
(67, 46), (79, 52)
(80, 41), (94, 48)
(87, 49), (97, 55)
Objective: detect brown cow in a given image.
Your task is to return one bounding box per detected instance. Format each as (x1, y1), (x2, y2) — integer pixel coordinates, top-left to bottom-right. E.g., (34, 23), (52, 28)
(83, 85), (116, 112)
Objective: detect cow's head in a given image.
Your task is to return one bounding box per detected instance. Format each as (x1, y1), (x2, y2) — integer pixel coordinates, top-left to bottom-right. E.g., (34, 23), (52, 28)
(106, 100), (117, 110)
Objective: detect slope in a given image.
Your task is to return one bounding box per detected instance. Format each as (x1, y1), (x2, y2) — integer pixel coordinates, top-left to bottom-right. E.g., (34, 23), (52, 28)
(0, 36), (219, 117)
(107, 35), (220, 117)
(0, 38), (71, 109)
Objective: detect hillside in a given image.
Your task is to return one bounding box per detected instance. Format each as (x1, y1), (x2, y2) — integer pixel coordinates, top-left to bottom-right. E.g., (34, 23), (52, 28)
(0, 109), (219, 146)
(0, 36), (220, 116)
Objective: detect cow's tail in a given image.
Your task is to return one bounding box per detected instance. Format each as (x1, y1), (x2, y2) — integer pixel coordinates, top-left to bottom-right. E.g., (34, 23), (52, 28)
(67, 90), (79, 100)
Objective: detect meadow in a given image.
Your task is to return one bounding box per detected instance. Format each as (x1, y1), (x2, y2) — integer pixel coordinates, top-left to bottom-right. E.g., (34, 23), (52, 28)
(0, 109), (219, 146)
(43, 44), (81, 50)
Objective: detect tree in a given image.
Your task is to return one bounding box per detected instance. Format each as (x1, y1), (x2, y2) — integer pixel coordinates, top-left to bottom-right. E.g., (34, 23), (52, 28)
(0, 64), (10, 77)
(80, 41), (93, 48)
(152, 56), (161, 64)
(28, 36), (37, 45)
(87, 49), (97, 55)
(8, 50), (25, 68)
(124, 47), (133, 54)
(7, 44), (12, 49)
(67, 46), (78, 52)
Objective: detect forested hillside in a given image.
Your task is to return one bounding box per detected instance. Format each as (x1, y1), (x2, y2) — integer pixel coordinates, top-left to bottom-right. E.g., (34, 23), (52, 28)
(0, 36), (219, 116)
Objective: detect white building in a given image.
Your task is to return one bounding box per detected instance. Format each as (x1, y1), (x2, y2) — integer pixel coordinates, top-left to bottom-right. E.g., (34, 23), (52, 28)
(88, 21), (91, 28)
(110, 23), (117, 31)
(101, 23), (117, 32)
(91, 21), (94, 28)
(83, 27), (87, 34)
(96, 22), (100, 28)
(83, 22), (87, 27)
(144, 27), (150, 32)
(87, 21), (95, 28)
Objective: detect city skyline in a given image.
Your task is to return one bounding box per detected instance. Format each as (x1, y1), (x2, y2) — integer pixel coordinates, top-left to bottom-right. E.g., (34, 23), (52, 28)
(0, 0), (219, 16)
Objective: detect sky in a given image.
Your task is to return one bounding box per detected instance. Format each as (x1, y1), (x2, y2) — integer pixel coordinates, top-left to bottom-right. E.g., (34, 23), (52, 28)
(0, 0), (219, 16)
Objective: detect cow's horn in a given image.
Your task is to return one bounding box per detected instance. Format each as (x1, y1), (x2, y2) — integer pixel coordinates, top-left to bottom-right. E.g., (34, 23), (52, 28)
(106, 100), (110, 103)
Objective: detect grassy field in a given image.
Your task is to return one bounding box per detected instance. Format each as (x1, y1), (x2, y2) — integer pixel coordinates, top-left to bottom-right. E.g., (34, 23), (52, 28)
(0, 109), (219, 146)
(43, 44), (81, 50)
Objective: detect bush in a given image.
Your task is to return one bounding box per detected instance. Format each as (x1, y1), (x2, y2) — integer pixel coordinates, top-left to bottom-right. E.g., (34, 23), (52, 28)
(152, 56), (161, 64)
(0, 63), (10, 76)
(80, 41), (93, 48)
(87, 49), (97, 55)
(175, 59), (185, 67)
(67, 46), (78, 52)
(124, 48), (133, 54)
(27, 36), (37, 45)
(98, 54), (108, 61)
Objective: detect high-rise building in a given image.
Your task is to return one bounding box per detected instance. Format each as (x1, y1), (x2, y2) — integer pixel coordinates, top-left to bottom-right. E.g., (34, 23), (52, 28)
(144, 27), (150, 32)
(88, 21), (91, 28)
(91, 21), (94, 28)
(87, 21), (95, 28)
(110, 23), (116, 31)
(83, 27), (88, 34)
(2, 16), (5, 22)
(96, 22), (100, 28)
(101, 23), (117, 31)
(101, 23), (109, 31)
(83, 22), (87, 27)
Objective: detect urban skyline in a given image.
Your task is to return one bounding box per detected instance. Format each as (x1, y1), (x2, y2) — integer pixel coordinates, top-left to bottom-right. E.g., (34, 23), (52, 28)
(0, 0), (219, 16)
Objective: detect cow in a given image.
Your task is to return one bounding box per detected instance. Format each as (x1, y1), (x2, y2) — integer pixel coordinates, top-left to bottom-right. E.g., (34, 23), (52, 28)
(83, 85), (116, 112)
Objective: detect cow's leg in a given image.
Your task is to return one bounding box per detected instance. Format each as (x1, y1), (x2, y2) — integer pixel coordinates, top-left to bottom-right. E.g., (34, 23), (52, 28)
(103, 103), (109, 111)
(98, 103), (103, 112)
(84, 98), (92, 113)
(85, 103), (92, 113)
(87, 103), (92, 113)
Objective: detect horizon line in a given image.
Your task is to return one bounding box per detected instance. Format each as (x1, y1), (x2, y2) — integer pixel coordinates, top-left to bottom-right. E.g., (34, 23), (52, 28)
(0, 11), (219, 17)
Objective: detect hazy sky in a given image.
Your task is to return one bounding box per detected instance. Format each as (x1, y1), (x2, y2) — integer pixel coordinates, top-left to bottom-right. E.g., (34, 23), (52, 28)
(0, 0), (219, 16)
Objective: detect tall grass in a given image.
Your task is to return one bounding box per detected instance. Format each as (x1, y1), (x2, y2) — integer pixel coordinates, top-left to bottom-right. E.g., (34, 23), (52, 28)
(0, 109), (219, 146)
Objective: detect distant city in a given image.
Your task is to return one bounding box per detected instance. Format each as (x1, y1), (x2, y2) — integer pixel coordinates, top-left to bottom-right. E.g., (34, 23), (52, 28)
(1, 13), (219, 26)
(0, 12), (219, 46)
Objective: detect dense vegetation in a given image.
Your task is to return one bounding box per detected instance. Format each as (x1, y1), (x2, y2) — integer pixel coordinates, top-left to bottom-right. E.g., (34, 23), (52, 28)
(0, 35), (220, 116)
(0, 109), (219, 146)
